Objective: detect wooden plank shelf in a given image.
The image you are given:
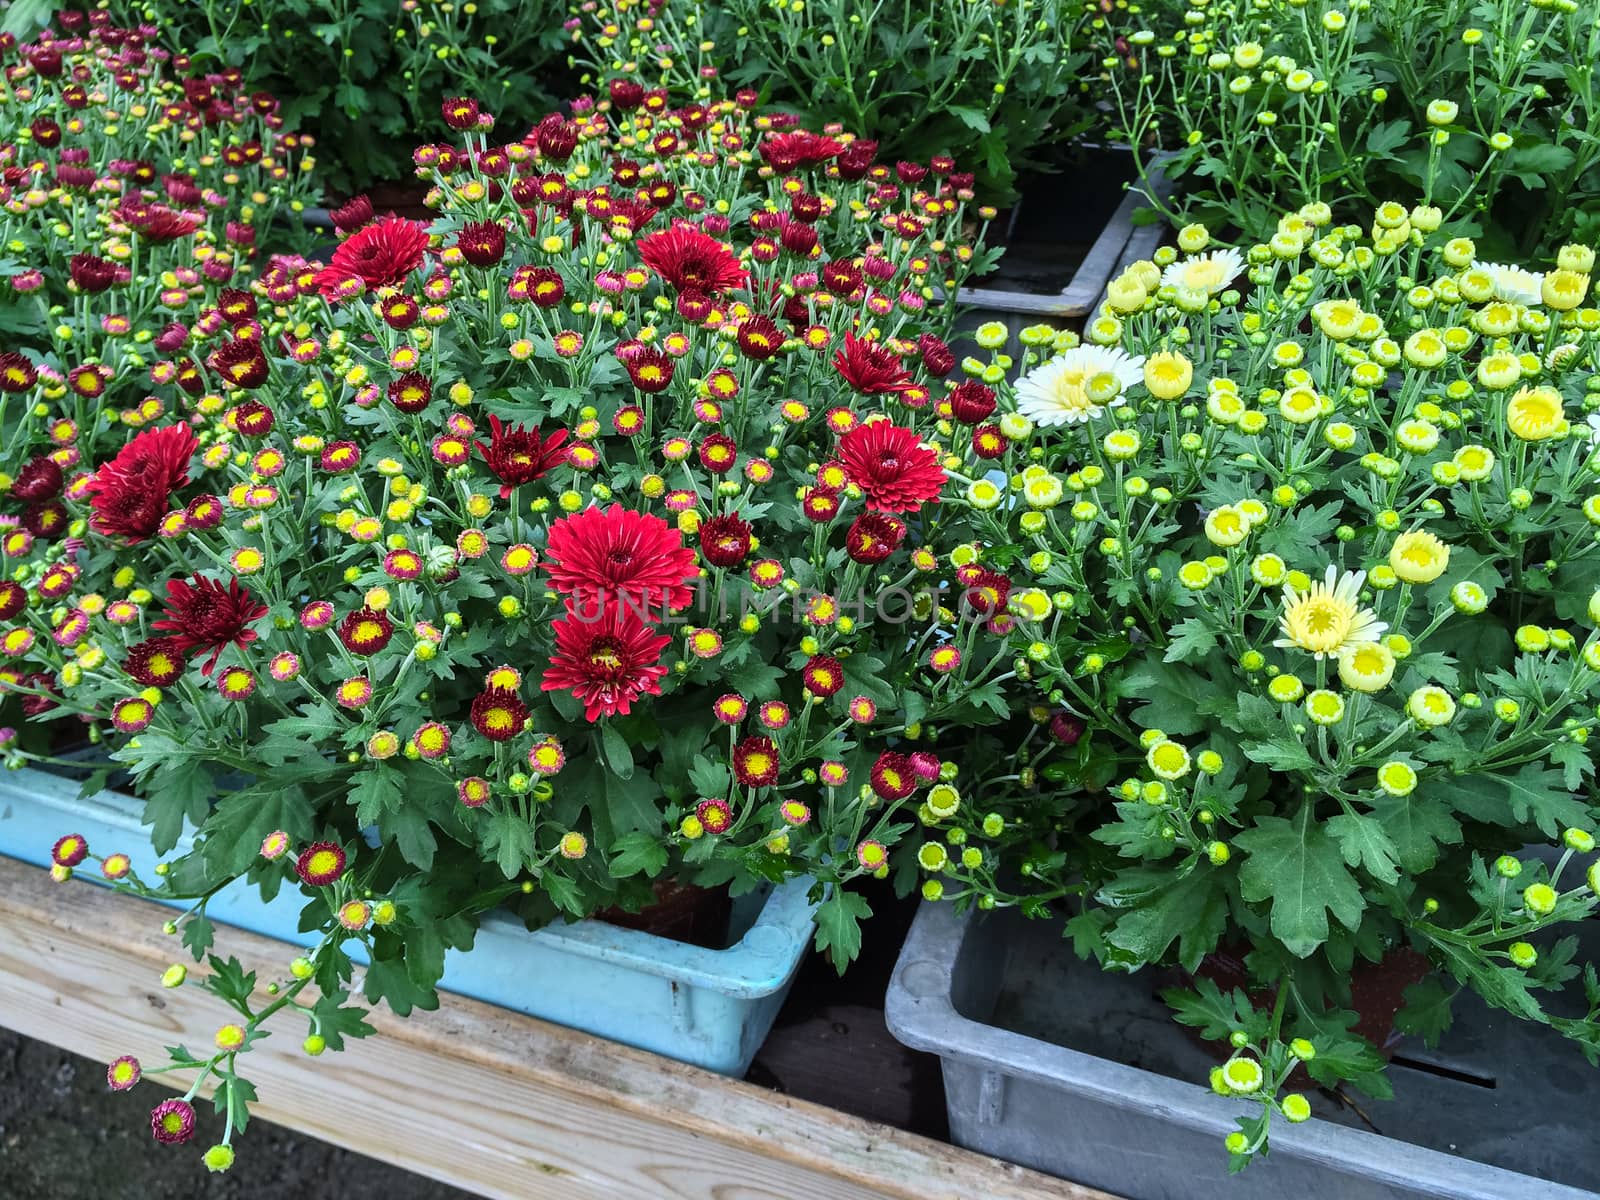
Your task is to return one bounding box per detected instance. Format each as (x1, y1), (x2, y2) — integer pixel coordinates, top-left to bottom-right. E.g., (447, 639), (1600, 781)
(0, 855), (1115, 1200)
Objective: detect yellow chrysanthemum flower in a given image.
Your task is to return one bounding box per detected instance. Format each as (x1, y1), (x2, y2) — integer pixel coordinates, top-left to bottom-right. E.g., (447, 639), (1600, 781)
(1389, 530), (1450, 583)
(1276, 566), (1387, 658)
(1505, 385), (1565, 441)
(1338, 641), (1396, 692)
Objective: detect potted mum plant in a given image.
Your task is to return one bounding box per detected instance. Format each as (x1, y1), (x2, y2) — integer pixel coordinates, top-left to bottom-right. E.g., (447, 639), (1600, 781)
(0, 64), (1030, 1170)
(888, 205), (1600, 1197)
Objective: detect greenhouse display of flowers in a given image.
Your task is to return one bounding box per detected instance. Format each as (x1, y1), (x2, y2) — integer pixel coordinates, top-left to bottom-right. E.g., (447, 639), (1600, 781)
(3, 0), (1600, 1188)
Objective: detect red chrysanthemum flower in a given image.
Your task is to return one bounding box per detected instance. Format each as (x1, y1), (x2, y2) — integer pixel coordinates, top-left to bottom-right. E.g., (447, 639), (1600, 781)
(540, 600), (672, 721)
(544, 505), (698, 612)
(475, 415), (569, 498)
(732, 735), (781, 788)
(833, 332), (911, 395)
(801, 487), (842, 523)
(962, 568), (1013, 617)
(802, 654), (845, 698)
(621, 345), (675, 393)
(316, 217), (430, 299)
(870, 750), (918, 801)
(150, 1098), (196, 1146)
(12, 455), (63, 501)
(948, 380), (998, 424)
(637, 224), (747, 294)
(759, 131), (844, 172)
(209, 337), (270, 389)
(86, 423), (199, 541)
(0, 352), (38, 393)
(457, 220), (507, 267)
(736, 314), (784, 361)
(972, 424), (1007, 459)
(295, 841), (347, 887)
(329, 194), (374, 234)
(337, 606), (395, 656)
(124, 638), (185, 688)
(151, 574), (268, 676)
(838, 421), (946, 513)
(107, 1055), (142, 1092)
(52, 832), (88, 867)
(0, 580), (26, 621)
(696, 798), (734, 834)
(232, 399), (275, 436)
(919, 333), (956, 378)
(697, 433), (739, 474)
(699, 513), (753, 569)
(470, 685), (529, 741)
(844, 511), (907, 563)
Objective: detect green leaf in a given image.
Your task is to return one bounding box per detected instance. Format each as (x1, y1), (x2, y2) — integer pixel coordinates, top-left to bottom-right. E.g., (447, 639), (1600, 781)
(1163, 977), (1266, 1042)
(350, 766), (402, 827)
(211, 1074), (259, 1134)
(686, 753), (730, 800)
(1453, 764), (1591, 837)
(1394, 976), (1456, 1048)
(200, 783), (315, 878)
(1326, 812), (1401, 884)
(609, 830), (670, 879)
(1163, 617), (1218, 664)
(310, 991), (376, 1052)
(181, 911), (215, 962)
(1104, 866), (1229, 970)
(540, 871), (587, 916)
(481, 810), (534, 879)
(599, 723), (635, 780)
(813, 890), (873, 973)
(1235, 804), (1366, 957)
(204, 956), (257, 1008)
(947, 105), (992, 133)
(363, 954), (439, 1018)
(1370, 791), (1462, 873)
(1120, 659), (1226, 735)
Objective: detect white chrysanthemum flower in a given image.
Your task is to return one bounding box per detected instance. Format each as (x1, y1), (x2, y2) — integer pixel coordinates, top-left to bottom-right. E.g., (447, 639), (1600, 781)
(1474, 260), (1545, 306)
(1012, 345), (1146, 427)
(1160, 247), (1245, 296)
(1274, 565), (1388, 658)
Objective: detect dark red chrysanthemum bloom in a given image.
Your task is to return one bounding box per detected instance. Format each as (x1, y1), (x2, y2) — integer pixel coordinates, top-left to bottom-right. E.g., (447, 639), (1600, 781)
(232, 399), (275, 437)
(962, 568), (1012, 618)
(972, 424), (1007, 459)
(152, 574), (268, 675)
(51, 833), (88, 867)
(1050, 712), (1086, 746)
(125, 204), (200, 243)
(801, 487), (842, 523)
(457, 220), (507, 266)
(386, 372), (432, 414)
(217, 287), (257, 323)
(475, 415), (568, 498)
(919, 333), (956, 378)
(870, 751), (918, 801)
(23, 499), (67, 539)
(696, 798), (734, 834)
(295, 841), (347, 887)
(759, 131), (844, 172)
(86, 423), (199, 541)
(622, 346), (675, 393)
(838, 421), (946, 513)
(821, 258), (862, 296)
(149, 1098), (196, 1146)
(209, 337), (269, 389)
(948, 380), (997, 425)
(12, 455), (63, 501)
(697, 433), (739, 475)
(845, 512), (906, 564)
(329, 194), (373, 234)
(609, 78), (644, 109)
(441, 96), (481, 130)
(124, 639), (185, 688)
(471, 685), (529, 741)
(834, 332), (911, 395)
(700, 513), (753, 569)
(637, 224), (746, 295)
(337, 606), (395, 656)
(0, 352), (38, 393)
(69, 253), (118, 293)
(316, 217), (430, 299)
(184, 494), (223, 530)
(320, 441), (360, 473)
(544, 505), (698, 612)
(802, 654), (845, 698)
(736, 315), (783, 361)
(540, 600), (671, 721)
(0, 580), (26, 621)
(732, 736), (781, 788)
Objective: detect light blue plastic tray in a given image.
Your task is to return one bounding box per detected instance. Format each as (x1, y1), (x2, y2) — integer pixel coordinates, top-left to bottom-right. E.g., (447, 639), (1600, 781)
(0, 767), (817, 1075)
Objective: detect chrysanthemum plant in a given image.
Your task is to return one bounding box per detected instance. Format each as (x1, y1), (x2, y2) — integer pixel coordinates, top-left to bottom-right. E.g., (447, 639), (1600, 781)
(1098, 0), (1600, 255)
(568, 0), (1096, 199)
(6, 80), (1015, 1168)
(922, 209), (1600, 1165)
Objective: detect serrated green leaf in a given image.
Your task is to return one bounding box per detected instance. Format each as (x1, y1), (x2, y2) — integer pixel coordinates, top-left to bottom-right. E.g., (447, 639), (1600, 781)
(814, 890), (872, 973)
(1235, 804), (1366, 957)
(1326, 812), (1401, 884)
(1371, 791), (1462, 873)
(1104, 866), (1228, 970)
(608, 830), (670, 879)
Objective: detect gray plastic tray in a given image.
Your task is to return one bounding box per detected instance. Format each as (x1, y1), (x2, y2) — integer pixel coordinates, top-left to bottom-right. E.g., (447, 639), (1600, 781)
(886, 902), (1600, 1200)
